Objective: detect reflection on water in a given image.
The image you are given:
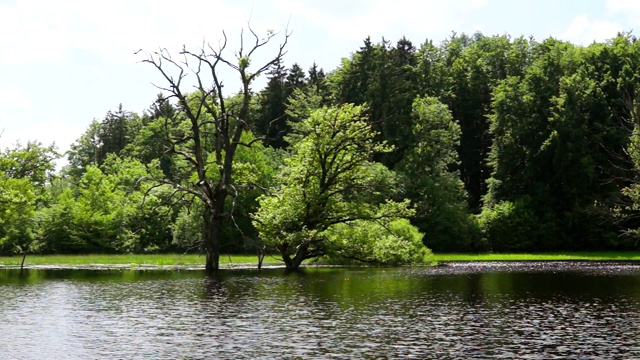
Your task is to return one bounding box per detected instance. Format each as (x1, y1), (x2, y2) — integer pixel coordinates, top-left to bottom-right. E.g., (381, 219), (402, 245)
(1, 263), (640, 359)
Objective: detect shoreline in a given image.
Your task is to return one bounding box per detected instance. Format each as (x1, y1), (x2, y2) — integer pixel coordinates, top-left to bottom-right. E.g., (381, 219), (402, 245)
(2, 259), (640, 272)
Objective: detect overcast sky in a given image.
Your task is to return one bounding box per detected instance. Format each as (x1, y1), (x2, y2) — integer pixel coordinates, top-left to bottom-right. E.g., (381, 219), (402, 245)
(0, 0), (638, 163)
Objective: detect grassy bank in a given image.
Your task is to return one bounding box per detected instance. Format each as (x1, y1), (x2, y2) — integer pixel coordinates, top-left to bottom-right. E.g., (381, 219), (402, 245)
(433, 252), (640, 262)
(0, 254), (283, 267)
(2, 252), (640, 268)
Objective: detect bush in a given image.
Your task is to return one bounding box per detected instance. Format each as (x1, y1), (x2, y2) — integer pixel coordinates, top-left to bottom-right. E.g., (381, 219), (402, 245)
(421, 210), (484, 252)
(478, 197), (541, 252)
(325, 219), (434, 265)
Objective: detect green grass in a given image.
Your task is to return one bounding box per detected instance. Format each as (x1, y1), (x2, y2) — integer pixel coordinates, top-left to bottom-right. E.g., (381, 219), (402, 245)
(433, 251), (640, 262)
(0, 254), (283, 267)
(2, 252), (639, 268)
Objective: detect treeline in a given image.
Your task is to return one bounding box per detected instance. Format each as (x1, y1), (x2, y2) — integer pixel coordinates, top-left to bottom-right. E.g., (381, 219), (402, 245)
(3, 32), (640, 263)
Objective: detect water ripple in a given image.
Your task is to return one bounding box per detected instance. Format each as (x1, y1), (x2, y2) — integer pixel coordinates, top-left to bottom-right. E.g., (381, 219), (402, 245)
(0, 264), (639, 359)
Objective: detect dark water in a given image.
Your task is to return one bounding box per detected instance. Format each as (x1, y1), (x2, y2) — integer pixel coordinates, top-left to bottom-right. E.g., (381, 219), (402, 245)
(1, 262), (640, 359)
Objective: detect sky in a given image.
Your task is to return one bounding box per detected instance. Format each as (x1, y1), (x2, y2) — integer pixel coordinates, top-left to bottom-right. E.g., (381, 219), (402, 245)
(0, 0), (639, 166)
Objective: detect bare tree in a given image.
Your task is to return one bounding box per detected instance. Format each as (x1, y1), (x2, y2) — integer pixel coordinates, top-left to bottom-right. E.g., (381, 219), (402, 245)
(140, 27), (288, 272)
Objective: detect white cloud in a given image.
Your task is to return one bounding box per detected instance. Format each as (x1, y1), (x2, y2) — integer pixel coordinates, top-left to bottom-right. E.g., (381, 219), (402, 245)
(0, 0), (293, 154)
(2, 118), (74, 148)
(0, 81), (34, 150)
(0, 83), (36, 150)
(607, 0), (640, 15)
(561, 14), (621, 45)
(0, 82), (32, 111)
(605, 0), (640, 35)
(275, 0), (488, 42)
(0, 2), (71, 65)
(0, 0), (284, 66)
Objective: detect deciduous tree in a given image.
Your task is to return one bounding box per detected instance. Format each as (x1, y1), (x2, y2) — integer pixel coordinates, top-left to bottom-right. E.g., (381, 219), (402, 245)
(140, 27), (288, 272)
(253, 103), (431, 270)
(0, 141), (58, 266)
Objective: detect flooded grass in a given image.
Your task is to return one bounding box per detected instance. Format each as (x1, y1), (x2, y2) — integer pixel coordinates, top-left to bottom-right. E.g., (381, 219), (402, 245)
(1, 252), (639, 270)
(434, 251), (640, 262)
(0, 253), (283, 268)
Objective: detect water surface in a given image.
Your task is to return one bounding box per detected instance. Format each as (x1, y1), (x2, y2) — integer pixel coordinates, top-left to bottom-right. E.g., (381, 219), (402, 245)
(1, 262), (640, 359)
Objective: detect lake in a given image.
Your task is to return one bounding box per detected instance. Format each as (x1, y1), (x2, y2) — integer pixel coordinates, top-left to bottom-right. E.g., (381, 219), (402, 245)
(1, 262), (640, 359)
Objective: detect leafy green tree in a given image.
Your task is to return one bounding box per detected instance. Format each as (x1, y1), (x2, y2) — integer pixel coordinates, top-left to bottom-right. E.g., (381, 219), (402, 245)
(619, 122), (640, 243)
(40, 166), (124, 253)
(611, 35), (640, 245)
(485, 38), (574, 205)
(66, 120), (102, 178)
(253, 103), (432, 270)
(255, 59), (287, 147)
(329, 36), (377, 105)
(147, 93), (177, 120)
(397, 97), (480, 251)
(100, 155), (177, 253)
(329, 37), (420, 167)
(1, 141), (58, 188)
(418, 33), (534, 211)
(0, 141), (58, 262)
(306, 62), (330, 102)
(97, 104), (137, 162)
(0, 177), (37, 256)
(477, 196), (541, 251)
(123, 115), (176, 178)
(255, 62), (308, 148)
(483, 36), (634, 250)
(42, 156), (177, 254)
(171, 130), (281, 256)
(482, 39), (581, 250)
(377, 37), (421, 166)
(66, 105), (140, 179)
(122, 94), (179, 173)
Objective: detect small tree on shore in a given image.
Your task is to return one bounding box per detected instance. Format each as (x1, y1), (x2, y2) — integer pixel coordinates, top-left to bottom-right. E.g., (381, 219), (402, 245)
(0, 141), (58, 268)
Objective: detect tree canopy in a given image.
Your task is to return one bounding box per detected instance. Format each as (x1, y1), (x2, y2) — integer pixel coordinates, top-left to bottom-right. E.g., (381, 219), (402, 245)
(253, 103), (431, 270)
(6, 31), (640, 267)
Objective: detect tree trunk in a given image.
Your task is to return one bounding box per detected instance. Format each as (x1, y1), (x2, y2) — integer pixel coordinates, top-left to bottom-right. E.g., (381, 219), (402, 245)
(257, 245), (265, 270)
(205, 246), (219, 273)
(203, 186), (229, 273)
(281, 251), (294, 270)
(203, 208), (223, 273)
(20, 250), (28, 272)
(20, 240), (34, 273)
(281, 243), (308, 271)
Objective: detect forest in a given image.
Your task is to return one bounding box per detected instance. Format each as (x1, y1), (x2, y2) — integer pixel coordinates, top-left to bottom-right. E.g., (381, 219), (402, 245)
(3, 31), (640, 271)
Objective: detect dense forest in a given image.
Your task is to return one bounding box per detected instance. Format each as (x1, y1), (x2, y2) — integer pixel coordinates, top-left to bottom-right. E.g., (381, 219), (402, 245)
(3, 31), (640, 270)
